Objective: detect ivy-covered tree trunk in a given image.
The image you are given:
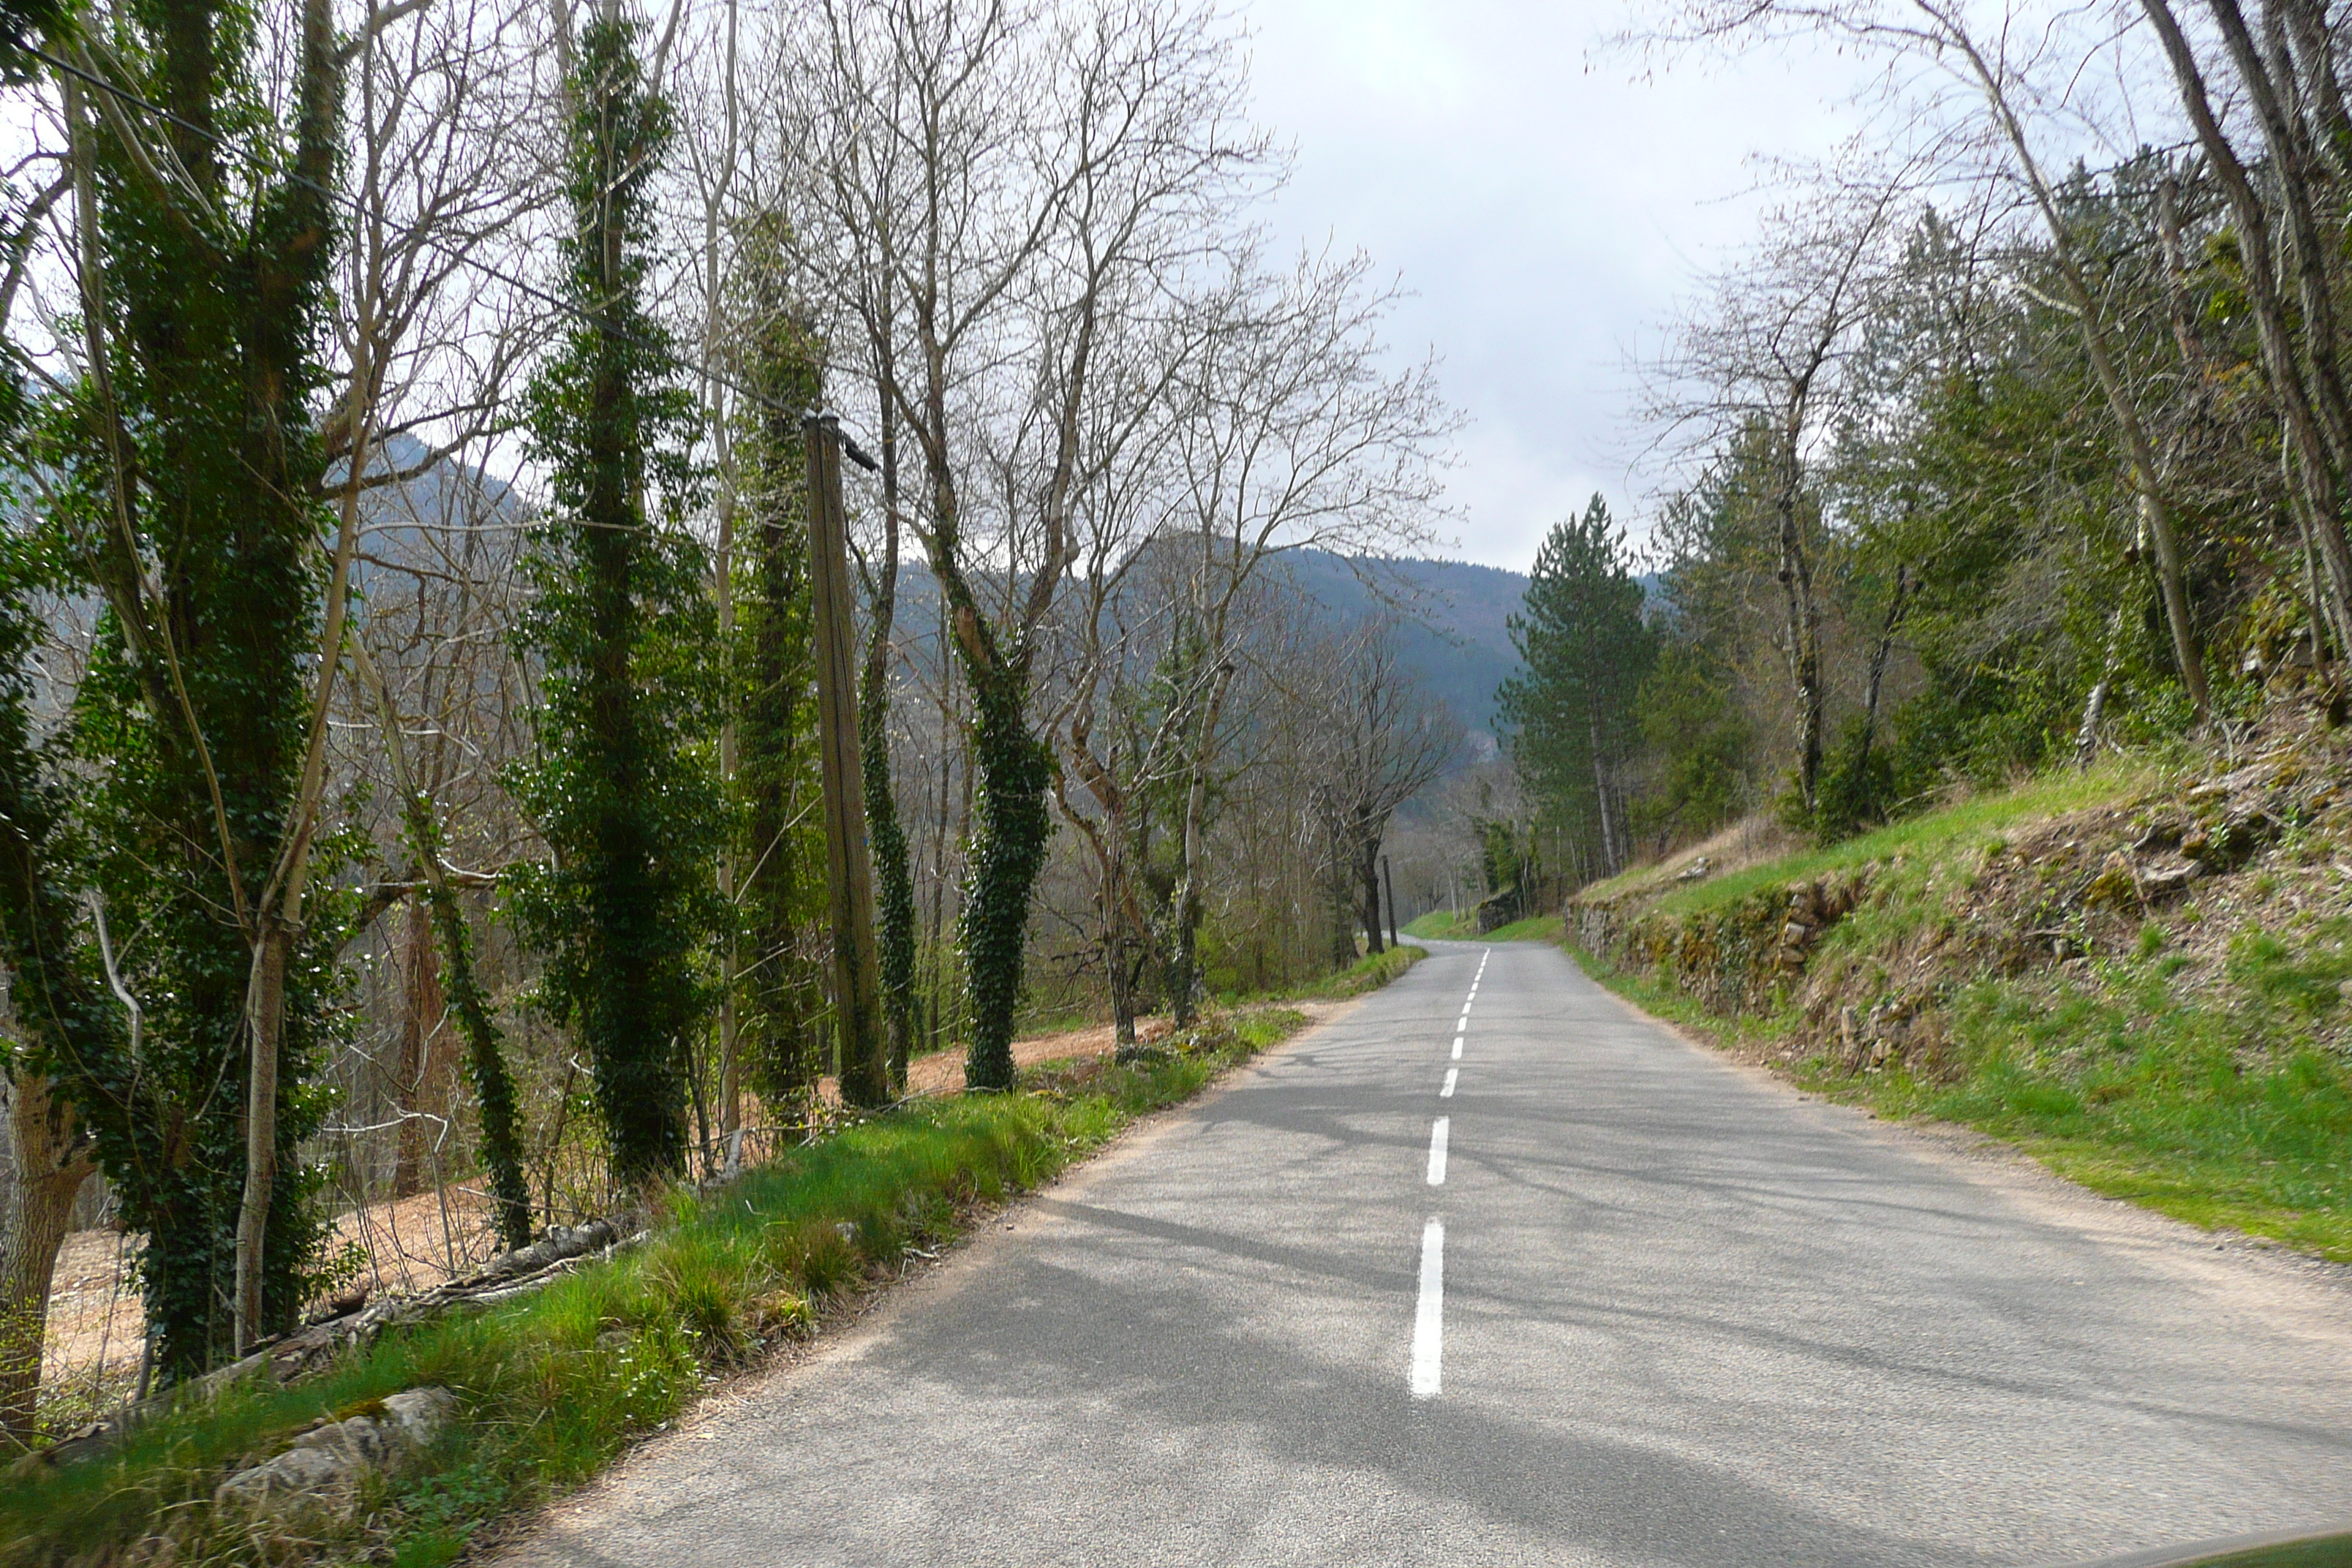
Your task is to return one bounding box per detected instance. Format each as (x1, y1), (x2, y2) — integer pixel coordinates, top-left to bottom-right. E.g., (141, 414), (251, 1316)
(862, 403), (917, 1092)
(39, 0), (342, 1375)
(733, 246), (827, 1113)
(861, 647), (916, 1091)
(406, 806), (532, 1251)
(511, 19), (722, 1191)
(957, 659), (1054, 1092)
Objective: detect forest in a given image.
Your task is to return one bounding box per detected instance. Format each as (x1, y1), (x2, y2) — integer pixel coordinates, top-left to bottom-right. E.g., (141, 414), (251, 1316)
(1496, 2), (2352, 919)
(0, 0), (1475, 1443)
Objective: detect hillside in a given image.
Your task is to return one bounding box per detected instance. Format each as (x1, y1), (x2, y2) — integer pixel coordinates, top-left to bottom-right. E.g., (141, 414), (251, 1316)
(889, 549), (1530, 746)
(1268, 551), (1526, 746)
(1564, 703), (2352, 1262)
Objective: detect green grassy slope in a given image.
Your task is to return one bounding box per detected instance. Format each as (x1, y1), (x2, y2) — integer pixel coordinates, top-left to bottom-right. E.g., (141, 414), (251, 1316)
(1402, 911), (1563, 943)
(1567, 735), (2352, 1262)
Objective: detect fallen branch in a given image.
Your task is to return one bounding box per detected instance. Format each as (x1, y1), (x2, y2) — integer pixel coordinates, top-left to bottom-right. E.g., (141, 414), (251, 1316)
(39, 1219), (640, 1467)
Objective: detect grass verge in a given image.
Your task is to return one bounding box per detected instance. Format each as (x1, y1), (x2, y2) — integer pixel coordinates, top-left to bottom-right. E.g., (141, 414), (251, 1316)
(1574, 934), (2352, 1259)
(1223, 942), (1425, 1006)
(1401, 911), (1564, 943)
(1588, 760), (2151, 918)
(1401, 910), (1474, 939)
(2, 1006), (1321, 1568)
(1479, 913), (1564, 943)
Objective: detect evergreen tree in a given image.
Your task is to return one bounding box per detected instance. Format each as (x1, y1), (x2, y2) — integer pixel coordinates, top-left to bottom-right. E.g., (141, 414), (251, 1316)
(510, 17), (723, 1188)
(1498, 497), (1657, 883)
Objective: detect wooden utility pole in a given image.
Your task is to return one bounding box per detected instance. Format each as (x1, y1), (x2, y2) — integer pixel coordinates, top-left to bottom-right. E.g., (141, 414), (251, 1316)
(1382, 854), (1400, 948)
(804, 412), (890, 1108)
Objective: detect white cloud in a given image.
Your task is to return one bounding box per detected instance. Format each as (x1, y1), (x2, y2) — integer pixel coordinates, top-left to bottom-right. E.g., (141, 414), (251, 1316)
(1242, 0), (1872, 570)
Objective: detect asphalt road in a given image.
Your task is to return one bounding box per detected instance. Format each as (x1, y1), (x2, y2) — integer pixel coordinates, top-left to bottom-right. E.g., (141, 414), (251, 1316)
(501, 939), (2352, 1567)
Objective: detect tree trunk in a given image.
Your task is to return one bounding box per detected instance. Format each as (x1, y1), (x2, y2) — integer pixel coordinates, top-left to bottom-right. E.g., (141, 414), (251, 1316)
(233, 924), (290, 1353)
(957, 660), (1052, 1092)
(1588, 709), (1621, 878)
(1773, 456), (1826, 815)
(1382, 855), (1399, 949)
(928, 603), (957, 1058)
(1358, 834), (1386, 956)
(1, 1072), (94, 1443)
(393, 893), (447, 1199)
(716, 482), (742, 1139)
(864, 391), (918, 1094)
(1858, 564), (1914, 762)
(2076, 602), (2132, 769)
(1164, 660), (1236, 1029)
(1107, 897), (1139, 1049)
(351, 636), (532, 1251)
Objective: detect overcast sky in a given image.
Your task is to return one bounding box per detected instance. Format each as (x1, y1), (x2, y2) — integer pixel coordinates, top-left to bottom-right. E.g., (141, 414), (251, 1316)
(1243, 0), (1870, 573)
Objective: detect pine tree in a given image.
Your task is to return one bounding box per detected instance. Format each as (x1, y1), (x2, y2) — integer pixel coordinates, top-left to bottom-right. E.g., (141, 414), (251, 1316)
(1498, 497), (1658, 883)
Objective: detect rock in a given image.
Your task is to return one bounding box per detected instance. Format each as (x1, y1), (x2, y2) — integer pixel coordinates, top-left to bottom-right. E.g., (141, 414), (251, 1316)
(378, 1387), (456, 1447)
(1675, 856), (1714, 883)
(214, 1387), (453, 1511)
(2083, 853), (2140, 912)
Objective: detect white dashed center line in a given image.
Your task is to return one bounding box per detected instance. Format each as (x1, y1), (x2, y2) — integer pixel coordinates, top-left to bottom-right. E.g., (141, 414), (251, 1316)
(1411, 953), (1490, 1398)
(1410, 1218), (1444, 1398)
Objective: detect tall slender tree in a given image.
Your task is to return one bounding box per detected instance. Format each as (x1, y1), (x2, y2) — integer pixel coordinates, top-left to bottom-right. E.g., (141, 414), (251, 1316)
(731, 229), (829, 1110)
(510, 14), (723, 1188)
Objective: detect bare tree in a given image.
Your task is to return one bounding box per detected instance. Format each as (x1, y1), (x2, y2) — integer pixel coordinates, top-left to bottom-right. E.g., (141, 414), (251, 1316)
(1654, 181), (1903, 815)
(769, 0), (1267, 1087)
(1150, 248), (1452, 1013)
(1309, 620), (1463, 959)
(2136, 0), (2352, 662)
(1648, 0), (2215, 724)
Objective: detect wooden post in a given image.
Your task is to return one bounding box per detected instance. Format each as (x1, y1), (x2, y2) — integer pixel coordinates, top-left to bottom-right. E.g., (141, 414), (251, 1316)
(1380, 854), (1394, 948)
(804, 412), (890, 1108)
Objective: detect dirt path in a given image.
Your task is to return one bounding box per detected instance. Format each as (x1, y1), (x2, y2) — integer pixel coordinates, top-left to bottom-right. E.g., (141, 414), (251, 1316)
(900, 1016), (1177, 1096)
